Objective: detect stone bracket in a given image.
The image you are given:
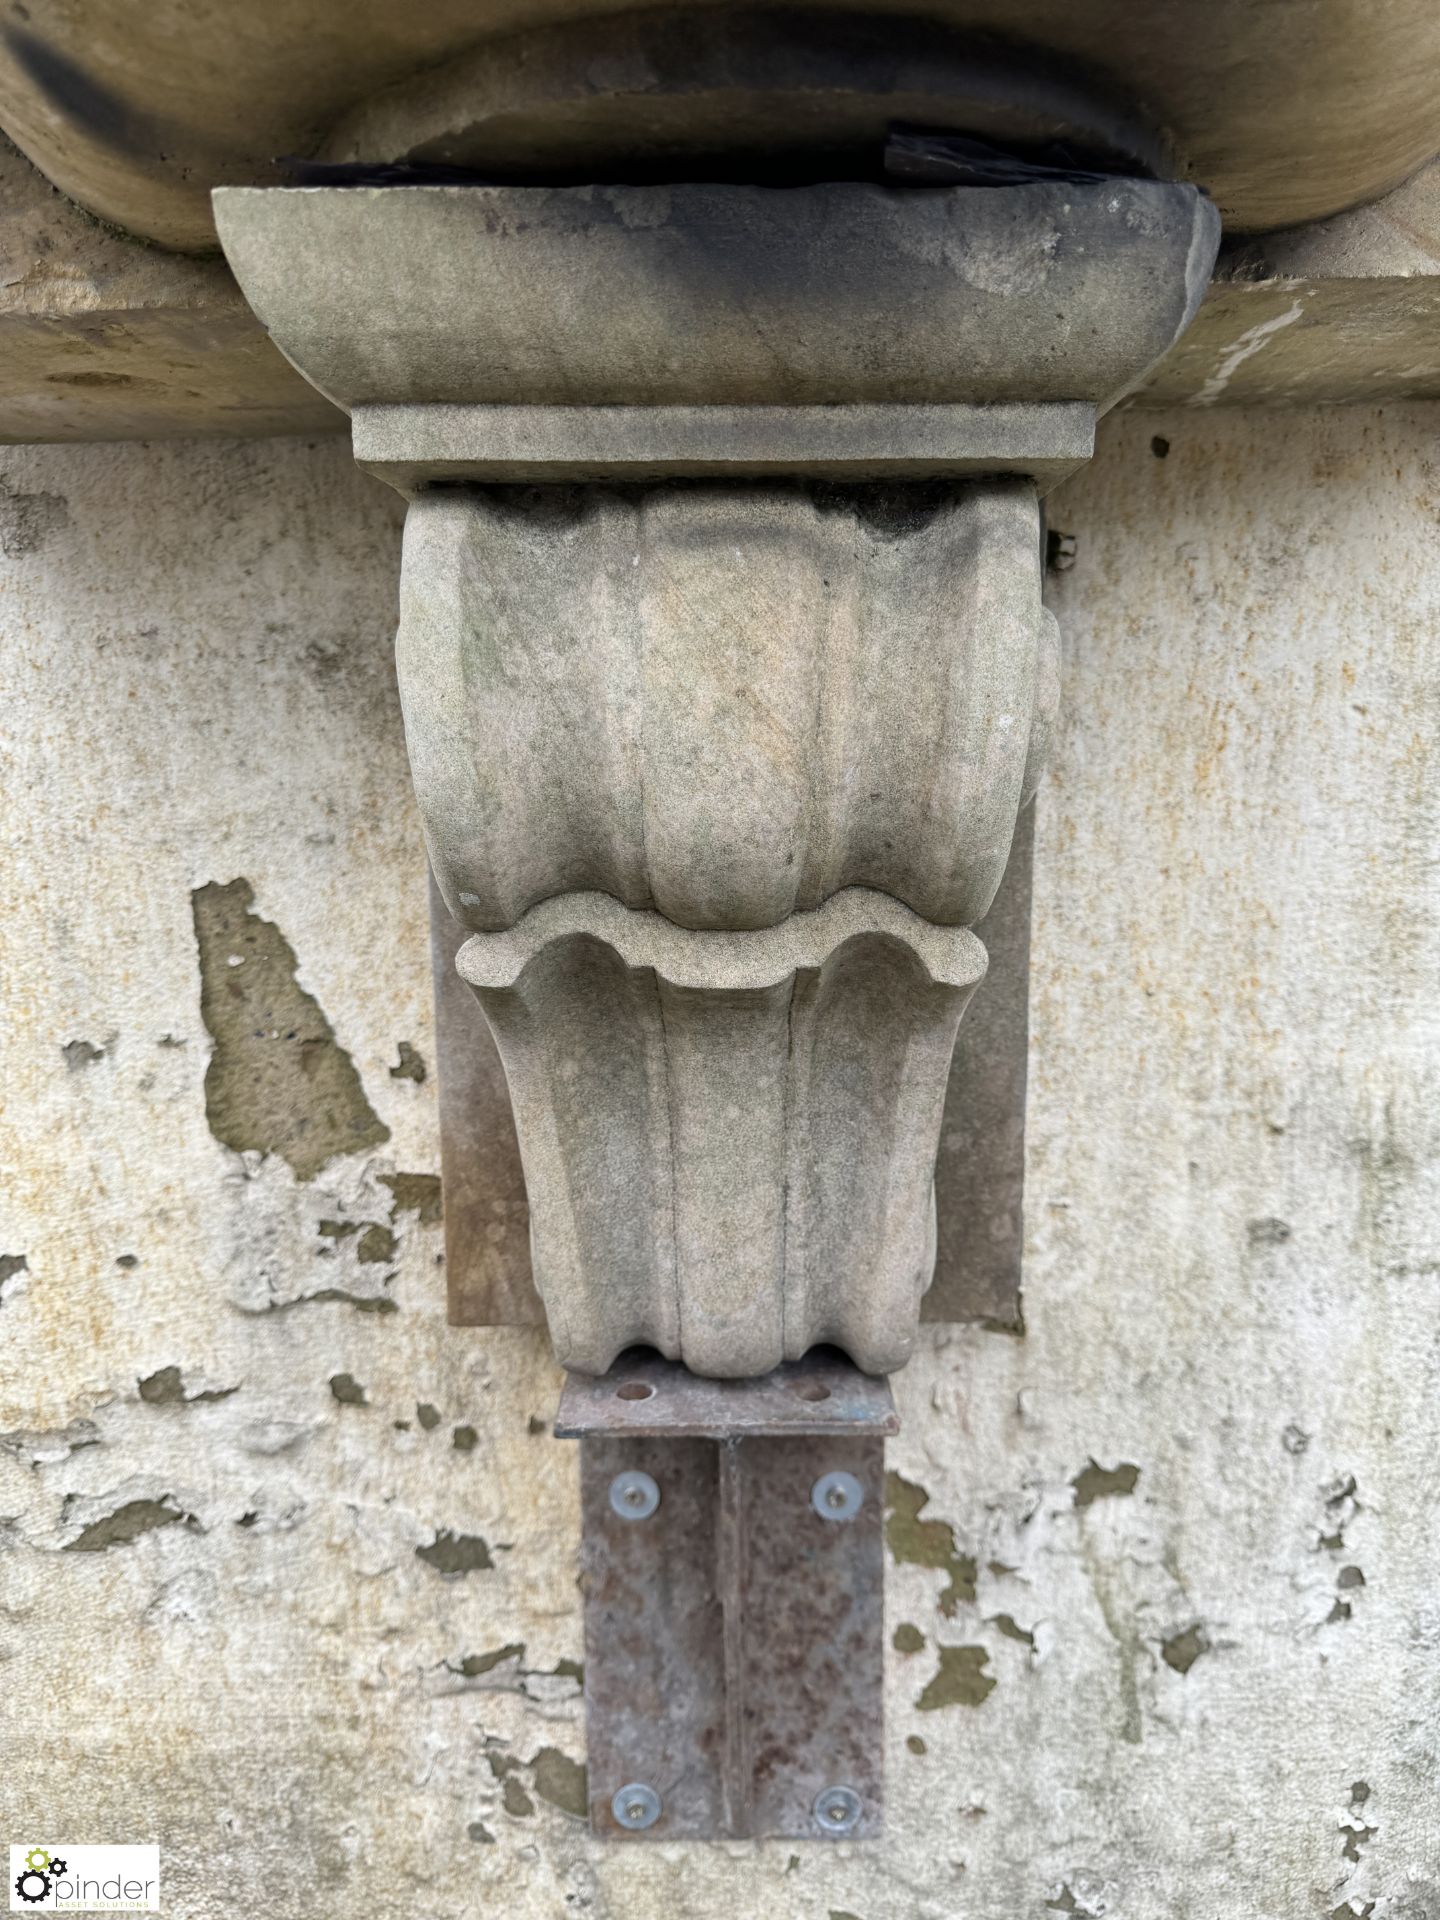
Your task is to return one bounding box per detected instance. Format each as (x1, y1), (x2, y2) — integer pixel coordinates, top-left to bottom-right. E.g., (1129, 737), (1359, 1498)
(557, 1349), (896, 1841)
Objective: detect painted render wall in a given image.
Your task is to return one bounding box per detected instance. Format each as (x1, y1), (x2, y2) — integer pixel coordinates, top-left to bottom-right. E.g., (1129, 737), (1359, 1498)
(1, 405), (1437, 1919)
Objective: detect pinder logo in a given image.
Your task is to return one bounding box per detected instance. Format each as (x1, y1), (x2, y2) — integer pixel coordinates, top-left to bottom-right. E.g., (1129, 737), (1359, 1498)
(9, 1847), (159, 1911)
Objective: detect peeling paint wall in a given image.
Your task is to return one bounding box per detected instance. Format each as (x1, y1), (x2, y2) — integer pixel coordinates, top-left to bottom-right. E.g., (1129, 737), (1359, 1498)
(2, 410), (1438, 1918)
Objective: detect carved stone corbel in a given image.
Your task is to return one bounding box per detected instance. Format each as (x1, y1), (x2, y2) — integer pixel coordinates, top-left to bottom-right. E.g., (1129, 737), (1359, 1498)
(215, 173), (1218, 1375)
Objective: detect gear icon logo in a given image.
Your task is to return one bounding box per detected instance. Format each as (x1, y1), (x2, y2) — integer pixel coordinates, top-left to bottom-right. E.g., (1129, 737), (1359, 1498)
(22, 1853), (50, 1874)
(14, 1865), (51, 1904)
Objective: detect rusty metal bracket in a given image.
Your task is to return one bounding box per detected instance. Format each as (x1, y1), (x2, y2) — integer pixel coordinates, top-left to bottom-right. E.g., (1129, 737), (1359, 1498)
(557, 1348), (896, 1841)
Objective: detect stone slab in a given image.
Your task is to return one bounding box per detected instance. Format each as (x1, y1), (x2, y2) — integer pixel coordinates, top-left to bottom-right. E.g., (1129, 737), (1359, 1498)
(352, 402), (1095, 492)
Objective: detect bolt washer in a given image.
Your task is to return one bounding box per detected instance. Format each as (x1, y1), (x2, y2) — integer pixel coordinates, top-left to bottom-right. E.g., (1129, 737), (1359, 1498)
(612, 1782), (662, 1830)
(609, 1469), (661, 1520)
(811, 1469), (863, 1521)
(813, 1785), (863, 1835)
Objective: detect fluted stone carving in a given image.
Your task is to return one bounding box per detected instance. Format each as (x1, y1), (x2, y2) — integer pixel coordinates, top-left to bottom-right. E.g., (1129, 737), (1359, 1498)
(400, 482), (1057, 933)
(214, 175), (1219, 1375)
(457, 890), (986, 1376)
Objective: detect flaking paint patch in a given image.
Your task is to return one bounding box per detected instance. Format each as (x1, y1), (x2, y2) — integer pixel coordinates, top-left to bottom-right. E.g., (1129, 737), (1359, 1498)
(192, 878), (389, 1180)
(380, 1171), (443, 1226)
(63, 1497), (188, 1552)
(1160, 1623), (1210, 1674)
(530, 1747), (587, 1819)
(915, 1644), (996, 1711)
(1071, 1460), (1140, 1508)
(137, 1365), (238, 1406)
(885, 1472), (977, 1615)
(415, 1529), (495, 1575)
(390, 1041), (427, 1083)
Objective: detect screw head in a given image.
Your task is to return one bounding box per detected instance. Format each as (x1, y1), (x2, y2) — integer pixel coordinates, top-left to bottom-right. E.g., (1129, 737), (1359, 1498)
(813, 1784), (863, 1835)
(612, 1781), (662, 1830)
(811, 1469), (863, 1522)
(609, 1470), (660, 1521)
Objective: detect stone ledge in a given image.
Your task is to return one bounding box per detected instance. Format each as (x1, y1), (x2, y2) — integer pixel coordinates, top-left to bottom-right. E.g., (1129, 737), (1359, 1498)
(2, 140), (1437, 441)
(353, 401), (1095, 491)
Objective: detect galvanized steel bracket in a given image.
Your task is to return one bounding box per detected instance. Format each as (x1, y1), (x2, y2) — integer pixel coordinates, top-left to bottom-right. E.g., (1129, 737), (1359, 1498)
(556, 1348), (898, 1841)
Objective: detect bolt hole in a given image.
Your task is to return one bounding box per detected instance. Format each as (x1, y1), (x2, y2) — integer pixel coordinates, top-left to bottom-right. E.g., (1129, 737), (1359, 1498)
(616, 1381), (655, 1401)
(792, 1382), (831, 1402)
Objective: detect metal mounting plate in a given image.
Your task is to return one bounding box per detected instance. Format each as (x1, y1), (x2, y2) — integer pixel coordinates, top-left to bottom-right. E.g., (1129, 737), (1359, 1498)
(564, 1351), (891, 1841)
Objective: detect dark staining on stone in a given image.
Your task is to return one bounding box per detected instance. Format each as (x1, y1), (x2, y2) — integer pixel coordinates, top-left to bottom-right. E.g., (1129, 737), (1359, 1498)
(1282, 1422), (1310, 1455)
(456, 1643), (525, 1677)
(1350, 1781), (1371, 1808)
(416, 1402), (442, 1431)
(1328, 1598), (1353, 1625)
(1161, 1623), (1209, 1674)
(390, 1041), (427, 1084)
(1046, 1888), (1081, 1914)
(115, 1253), (139, 1270)
(1151, 435), (1171, 458)
(526, 1416), (548, 1436)
(317, 1220), (358, 1245)
(1247, 1216), (1292, 1247)
(236, 1511), (259, 1529)
(0, 1253), (28, 1290)
(356, 1223), (397, 1266)
(0, 469), (69, 557)
(906, 1734), (927, 1755)
(552, 1657), (583, 1682)
(467, 1822), (495, 1844)
(137, 1365), (237, 1406)
(62, 1038), (105, 1069)
(1330, 1904), (1376, 1920)
(916, 1643), (995, 1711)
(501, 1776), (535, 1819)
(885, 1472), (976, 1616)
(453, 1425), (478, 1452)
(990, 1612), (1036, 1648)
(829, 1911), (864, 1920)
(65, 1497), (190, 1552)
(416, 1529), (494, 1575)
(892, 1621), (925, 1655)
(531, 1747), (587, 1819)
(191, 878), (389, 1181)
(328, 1372), (368, 1406)
(1071, 1458), (1140, 1508)
(1337, 1564), (1366, 1590)
(380, 1171), (443, 1228)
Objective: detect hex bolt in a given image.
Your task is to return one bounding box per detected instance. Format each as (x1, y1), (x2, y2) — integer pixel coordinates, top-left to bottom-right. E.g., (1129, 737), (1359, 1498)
(813, 1785), (863, 1836)
(612, 1782), (662, 1830)
(811, 1469), (863, 1522)
(609, 1469), (661, 1521)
